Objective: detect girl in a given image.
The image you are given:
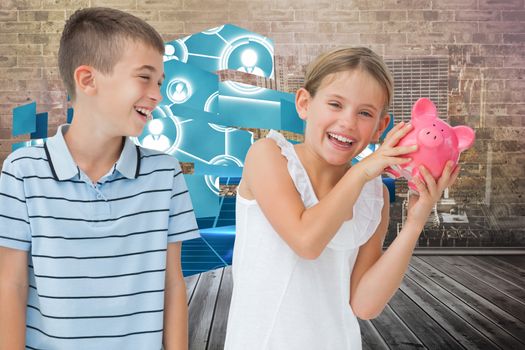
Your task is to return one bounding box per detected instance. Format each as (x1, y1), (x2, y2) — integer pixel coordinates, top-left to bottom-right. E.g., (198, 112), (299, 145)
(224, 47), (460, 349)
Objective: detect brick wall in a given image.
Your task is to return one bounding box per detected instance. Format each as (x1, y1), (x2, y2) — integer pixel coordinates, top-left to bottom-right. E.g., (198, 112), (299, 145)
(1, 1), (524, 245)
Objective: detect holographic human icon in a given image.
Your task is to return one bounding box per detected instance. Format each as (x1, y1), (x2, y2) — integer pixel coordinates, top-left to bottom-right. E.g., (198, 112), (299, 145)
(220, 36), (274, 79)
(237, 49), (265, 76)
(163, 39), (189, 63)
(141, 119), (172, 152)
(220, 35), (274, 94)
(133, 106), (181, 155)
(173, 83), (185, 99)
(166, 78), (192, 104)
(163, 44), (178, 62)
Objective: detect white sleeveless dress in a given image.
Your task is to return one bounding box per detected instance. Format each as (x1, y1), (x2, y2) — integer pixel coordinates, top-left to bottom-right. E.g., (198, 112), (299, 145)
(224, 130), (384, 350)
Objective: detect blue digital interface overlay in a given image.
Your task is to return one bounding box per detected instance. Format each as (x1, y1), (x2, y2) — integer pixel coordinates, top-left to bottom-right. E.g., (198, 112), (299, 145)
(12, 102), (37, 137)
(131, 24), (300, 224)
(164, 24), (274, 79)
(30, 112), (48, 139)
(11, 102), (48, 151)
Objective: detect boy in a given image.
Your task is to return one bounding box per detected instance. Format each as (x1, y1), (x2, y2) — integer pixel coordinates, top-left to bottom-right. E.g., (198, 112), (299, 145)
(0, 7), (199, 349)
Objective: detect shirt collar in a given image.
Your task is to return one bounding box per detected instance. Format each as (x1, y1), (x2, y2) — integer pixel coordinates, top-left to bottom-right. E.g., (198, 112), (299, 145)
(115, 136), (141, 179)
(44, 124), (141, 181)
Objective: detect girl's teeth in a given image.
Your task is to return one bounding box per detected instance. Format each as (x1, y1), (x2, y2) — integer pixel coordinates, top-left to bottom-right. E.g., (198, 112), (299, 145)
(329, 132), (353, 144)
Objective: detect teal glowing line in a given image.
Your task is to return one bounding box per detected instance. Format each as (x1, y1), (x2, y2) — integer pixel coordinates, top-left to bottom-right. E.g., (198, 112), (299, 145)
(176, 149), (211, 164)
(220, 95), (280, 105)
(200, 236), (228, 266)
(216, 33), (229, 44)
(225, 130), (229, 156)
(188, 53), (221, 59)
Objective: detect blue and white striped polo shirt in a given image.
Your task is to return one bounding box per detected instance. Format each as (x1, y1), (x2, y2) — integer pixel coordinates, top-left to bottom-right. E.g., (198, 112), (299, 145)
(0, 124), (200, 349)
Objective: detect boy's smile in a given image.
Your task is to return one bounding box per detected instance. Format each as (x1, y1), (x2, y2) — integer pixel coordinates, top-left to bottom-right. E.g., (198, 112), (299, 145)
(134, 106), (153, 122)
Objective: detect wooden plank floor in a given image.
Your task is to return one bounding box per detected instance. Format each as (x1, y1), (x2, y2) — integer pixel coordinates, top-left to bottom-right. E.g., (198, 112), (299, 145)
(185, 255), (525, 350)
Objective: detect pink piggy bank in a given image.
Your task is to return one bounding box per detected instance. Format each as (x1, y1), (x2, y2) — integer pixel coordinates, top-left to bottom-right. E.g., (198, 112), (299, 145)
(385, 98), (475, 192)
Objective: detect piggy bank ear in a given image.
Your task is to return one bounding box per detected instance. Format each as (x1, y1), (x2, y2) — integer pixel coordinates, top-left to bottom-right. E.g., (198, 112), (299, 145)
(411, 98), (437, 127)
(453, 126), (475, 152)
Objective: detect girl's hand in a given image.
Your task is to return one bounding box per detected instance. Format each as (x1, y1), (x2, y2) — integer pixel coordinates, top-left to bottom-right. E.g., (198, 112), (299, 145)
(406, 161), (461, 227)
(354, 121), (417, 181)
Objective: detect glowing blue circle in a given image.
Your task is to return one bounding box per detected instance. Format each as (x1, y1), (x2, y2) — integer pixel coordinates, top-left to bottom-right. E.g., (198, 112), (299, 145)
(166, 78), (192, 104)
(219, 35), (274, 94)
(202, 25), (225, 35)
(132, 105), (183, 155)
(163, 39), (189, 63)
(204, 155), (243, 195)
(204, 91), (236, 133)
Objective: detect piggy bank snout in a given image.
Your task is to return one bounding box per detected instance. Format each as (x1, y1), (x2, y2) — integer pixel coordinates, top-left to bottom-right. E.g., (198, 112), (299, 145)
(417, 127), (444, 147)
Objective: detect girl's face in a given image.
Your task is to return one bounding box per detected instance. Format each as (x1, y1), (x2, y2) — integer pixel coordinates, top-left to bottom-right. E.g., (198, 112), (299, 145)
(296, 69), (390, 167)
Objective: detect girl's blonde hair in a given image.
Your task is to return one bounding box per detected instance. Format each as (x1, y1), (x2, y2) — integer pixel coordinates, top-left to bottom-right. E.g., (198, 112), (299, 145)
(304, 47), (393, 115)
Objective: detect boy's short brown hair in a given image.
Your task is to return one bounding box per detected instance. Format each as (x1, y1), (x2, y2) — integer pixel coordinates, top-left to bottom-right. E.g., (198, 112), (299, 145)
(58, 7), (165, 100)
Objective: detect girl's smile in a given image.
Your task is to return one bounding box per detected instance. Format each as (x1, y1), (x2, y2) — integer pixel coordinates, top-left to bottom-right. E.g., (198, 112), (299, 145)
(326, 131), (356, 151)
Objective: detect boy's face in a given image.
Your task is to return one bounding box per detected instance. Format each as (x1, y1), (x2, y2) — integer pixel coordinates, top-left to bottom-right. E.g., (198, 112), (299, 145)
(90, 40), (164, 137)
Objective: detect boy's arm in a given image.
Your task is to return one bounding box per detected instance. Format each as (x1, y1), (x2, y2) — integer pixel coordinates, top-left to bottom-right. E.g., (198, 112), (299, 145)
(163, 158), (199, 349)
(163, 242), (188, 350)
(0, 155), (32, 349)
(349, 162), (460, 319)
(0, 246), (28, 349)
